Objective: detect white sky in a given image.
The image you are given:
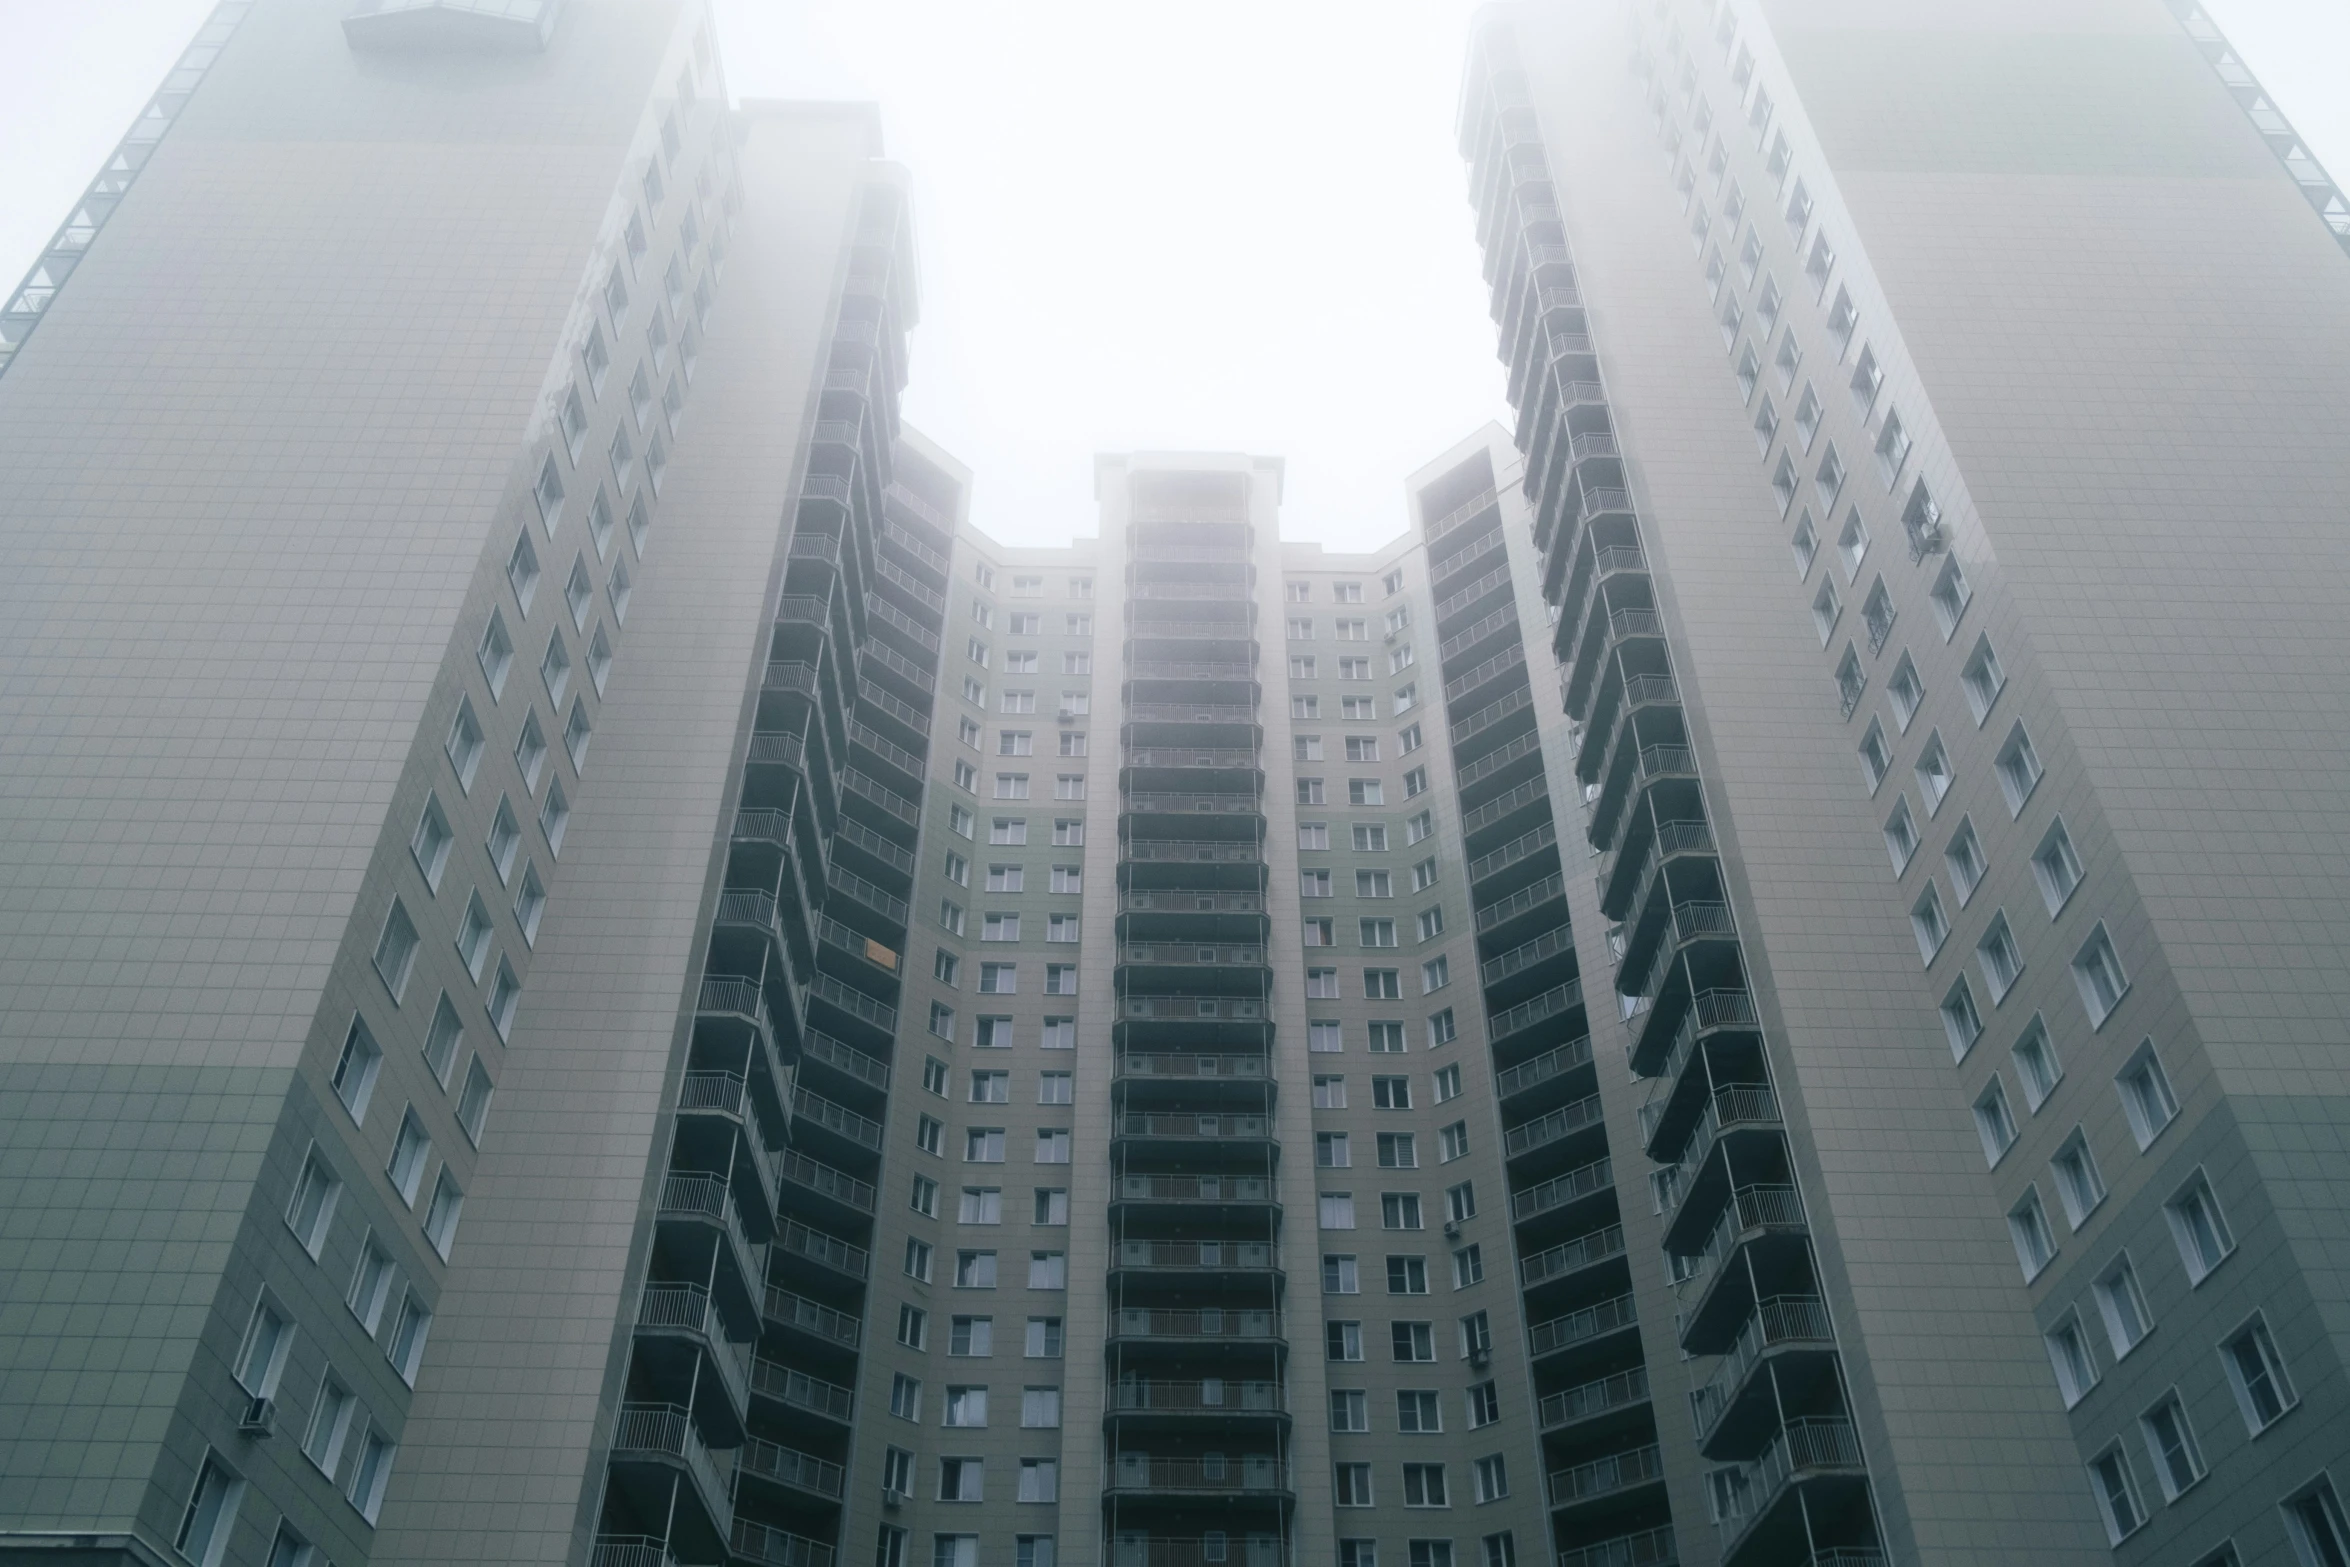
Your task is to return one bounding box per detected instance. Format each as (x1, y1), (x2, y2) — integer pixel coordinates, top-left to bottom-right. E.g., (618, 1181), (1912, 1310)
(1, 0), (2345, 551)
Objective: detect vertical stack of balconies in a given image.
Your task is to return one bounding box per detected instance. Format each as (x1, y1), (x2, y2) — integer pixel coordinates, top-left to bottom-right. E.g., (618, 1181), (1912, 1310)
(1105, 485), (1291, 1567)
(1461, 27), (1881, 1567)
(596, 180), (941, 1567)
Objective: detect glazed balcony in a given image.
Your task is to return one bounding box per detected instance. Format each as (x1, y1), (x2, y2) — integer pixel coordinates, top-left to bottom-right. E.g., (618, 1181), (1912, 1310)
(1109, 1379), (1287, 1422)
(1688, 1295), (1837, 1457)
(1127, 659), (1259, 684)
(1116, 995), (1270, 1047)
(1108, 1454), (1291, 1499)
(1113, 1112), (1272, 1149)
(1123, 745), (1262, 772)
(1110, 1305), (1284, 1345)
(1115, 1052), (1269, 1082)
(1126, 700), (1259, 724)
(1122, 789), (1263, 818)
(1112, 1173), (1276, 1208)
(1107, 1538), (1282, 1567)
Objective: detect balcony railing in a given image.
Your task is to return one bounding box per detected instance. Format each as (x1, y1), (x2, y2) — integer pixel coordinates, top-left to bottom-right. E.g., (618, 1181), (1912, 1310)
(1645, 987), (1760, 1083)
(1439, 603), (1520, 666)
(1713, 1418), (1865, 1536)
(1476, 871), (1566, 934)
(1113, 1306), (1281, 1339)
(1506, 1090), (1604, 1157)
(609, 1404), (728, 1521)
(1666, 1085), (1780, 1193)
(590, 1537), (672, 1567)
(1435, 560), (1512, 625)
(801, 1029), (890, 1092)
(1116, 1173), (1273, 1203)
(1432, 528), (1508, 594)
(1111, 1455), (1288, 1492)
(1109, 1539), (1283, 1567)
(805, 973), (895, 1035)
(1521, 1222), (1627, 1286)
(1689, 1185), (1807, 1280)
(636, 1283), (752, 1405)
(729, 1518), (836, 1567)
(792, 1085), (884, 1149)
(857, 640), (934, 696)
(837, 767), (918, 827)
(855, 677), (928, 736)
(1444, 641), (1528, 706)
(1558, 1526), (1678, 1567)
(1551, 1443), (1665, 1507)
(835, 815), (915, 875)
(1456, 727), (1544, 793)
(1448, 682), (1532, 749)
(1118, 943), (1268, 969)
(763, 1286), (861, 1349)
(862, 593), (937, 654)
(1118, 1238), (1276, 1270)
(1424, 486), (1501, 547)
(1469, 819), (1556, 885)
(1513, 1156), (1614, 1221)
(778, 1148), (877, 1213)
(1121, 891), (1265, 915)
(1129, 660), (1258, 681)
(736, 1436), (845, 1499)
(1495, 1034), (1594, 1099)
(826, 865), (907, 926)
(1125, 746), (1262, 770)
(1689, 1295), (1834, 1441)
(1117, 1052), (1268, 1079)
(1488, 977), (1582, 1042)
(1528, 1292), (1640, 1357)
(1127, 701), (1259, 723)
(879, 519), (948, 575)
(1539, 1365), (1648, 1429)
(774, 1217), (868, 1280)
(1121, 996), (1265, 1022)
(749, 1356), (855, 1422)
(1121, 841), (1263, 866)
(1111, 1379), (1285, 1413)
(1122, 790), (1262, 815)
(847, 719), (923, 780)
(1116, 1113), (1271, 1140)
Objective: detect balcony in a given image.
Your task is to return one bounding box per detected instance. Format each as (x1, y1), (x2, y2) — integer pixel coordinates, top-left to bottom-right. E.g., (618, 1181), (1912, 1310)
(1443, 640), (1528, 709)
(1455, 727), (1545, 796)
(1450, 683), (1533, 750)
(1495, 1035), (1593, 1102)
(735, 1436), (844, 1502)
(676, 1071), (779, 1218)
(1477, 871), (1567, 941)
(1520, 1223), (1626, 1288)
(636, 1283), (752, 1426)
(1121, 841), (1262, 867)
(1439, 602), (1519, 667)
(1120, 890), (1265, 916)
(834, 816), (914, 879)
(1122, 790), (1262, 817)
(1469, 820), (1557, 887)
(837, 766), (919, 832)
(1538, 1365), (1648, 1431)
(657, 1173), (761, 1320)
(1551, 1443), (1666, 1509)
(1488, 977), (1583, 1045)
(1552, 542), (1646, 650)
(1689, 1296), (1836, 1452)
(1120, 995), (1265, 1023)
(1618, 902), (1736, 1009)
(591, 1537), (675, 1567)
(1116, 1052), (1268, 1080)
(1461, 773), (1550, 842)
(1601, 818), (1714, 924)
(1512, 1155), (1615, 1223)
(728, 1518), (836, 1567)
(879, 519), (948, 578)
(804, 973), (895, 1045)
(1424, 485), (1501, 549)
(749, 1357), (855, 1425)
(1128, 659), (1258, 682)
(1109, 1454), (1290, 1497)
(1679, 1186), (1810, 1354)
(1658, 1088), (1783, 1246)
(1110, 1379), (1287, 1418)
(610, 1403), (731, 1539)
(1588, 745), (1698, 854)
(1108, 1538), (1282, 1567)
(1528, 1292), (1640, 1360)
(1564, 609), (1664, 723)
(762, 1286), (862, 1352)
(1635, 985), (1759, 1083)
(1115, 1112), (1271, 1144)
(799, 1030), (890, 1096)
(1127, 701), (1259, 724)
(1579, 672), (1680, 789)
(1505, 1090), (1604, 1160)
(1125, 745), (1262, 771)
(1713, 1418), (1868, 1564)
(1435, 558), (1512, 628)
(1111, 1305), (1282, 1342)
(1558, 1526), (1678, 1567)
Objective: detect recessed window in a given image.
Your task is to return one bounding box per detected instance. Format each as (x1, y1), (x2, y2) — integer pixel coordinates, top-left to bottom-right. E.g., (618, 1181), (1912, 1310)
(608, 422), (636, 487)
(445, 699), (486, 790)
(1790, 512), (1818, 576)
(564, 700), (593, 770)
(1804, 230), (1836, 299)
(1811, 576), (1840, 644)
(2031, 818), (2083, 912)
(174, 1454), (244, 1567)
(513, 862), (547, 945)
(422, 1171), (463, 1258)
(373, 900), (421, 1000)
(2013, 1015), (2062, 1110)
(564, 556), (593, 628)
(477, 611), (514, 698)
(1874, 408), (1912, 487)
(1914, 730), (1952, 814)
(1960, 635), (2006, 723)
(1815, 446), (1847, 513)
(586, 625), (613, 695)
(1977, 911), (2024, 1000)
(1721, 290), (1746, 351)
(1910, 880), (1949, 962)
(1835, 643), (1864, 718)
(539, 631), (571, 704)
(2284, 1481), (2350, 1567)
(2221, 1315), (2296, 1433)
(1887, 652), (1923, 729)
(410, 794), (454, 890)
(1928, 555), (1970, 638)
(2115, 1039), (2179, 1148)
(1753, 394), (1779, 454)
(487, 956), (521, 1038)
(2139, 1393), (2206, 1503)
(582, 325), (611, 396)
(1973, 1074), (2018, 1164)
(2070, 923), (2129, 1026)
(386, 1109), (430, 1204)
(1883, 793), (1919, 872)
(330, 1015), (382, 1123)
(2088, 1446), (2145, 1544)
(457, 1057), (494, 1144)
(1836, 507), (1868, 580)
(2008, 1185), (2055, 1279)
(2050, 1127), (2107, 1227)
(1793, 384), (1823, 450)
(587, 487), (615, 560)
(2164, 1172), (2235, 1283)
(533, 456), (565, 529)
(1736, 342), (1761, 402)
(1944, 818), (1986, 904)
(1826, 284), (1857, 355)
(627, 491), (651, 556)
(506, 530), (540, 612)
(1772, 329), (1801, 392)
(1848, 346), (1882, 414)
(1770, 451), (1799, 513)
(1757, 276), (1784, 337)
(1859, 718), (1892, 792)
(1940, 976), (1983, 1060)
(1994, 723), (2042, 815)
(2046, 1313), (2098, 1407)
(2095, 1256), (2153, 1357)
(455, 892), (493, 979)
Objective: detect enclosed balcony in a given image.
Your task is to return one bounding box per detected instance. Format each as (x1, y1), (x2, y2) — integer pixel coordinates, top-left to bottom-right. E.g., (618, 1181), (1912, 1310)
(1107, 1452), (1292, 1503)
(1117, 889), (1267, 943)
(1109, 1175), (1278, 1225)
(1115, 994), (1270, 1049)
(1108, 1378), (1288, 1428)
(1112, 1112), (1274, 1152)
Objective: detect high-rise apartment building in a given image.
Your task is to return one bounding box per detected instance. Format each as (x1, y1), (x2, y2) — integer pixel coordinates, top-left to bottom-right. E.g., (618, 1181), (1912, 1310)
(7, 3), (2350, 1567)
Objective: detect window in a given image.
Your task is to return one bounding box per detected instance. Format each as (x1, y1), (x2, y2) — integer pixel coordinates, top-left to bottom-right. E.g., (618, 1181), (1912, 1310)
(1336, 1462), (1375, 1506)
(454, 891), (494, 980)
(1358, 871), (1393, 899)
(1474, 1453), (1510, 1504)
(2221, 1316), (2295, 1431)
(388, 1291), (432, 1383)
(1018, 1453), (1060, 1498)
(1305, 919), (1334, 947)
(1910, 881), (1948, 962)
(1736, 341), (1762, 402)
(2164, 1174), (2234, 1282)
(2089, 1447), (2145, 1544)
(912, 1177), (940, 1219)
(1403, 1464), (1448, 1507)
(1446, 1182), (1477, 1224)
(1041, 1017), (1075, 1049)
(1037, 1071), (1073, 1106)
(1034, 1131), (1070, 1166)
(1377, 1132), (1418, 1169)
(2046, 1314), (2099, 1407)
(1392, 1321), (1435, 1362)
(2050, 1129), (2106, 1227)
(538, 780), (569, 854)
(1370, 1021), (1406, 1053)
(1302, 869), (1333, 899)
(1451, 1245), (1484, 1287)
(954, 1251), (997, 1289)
(2116, 1039), (2179, 1148)
(1397, 1389), (1442, 1433)
(1884, 794), (1918, 872)
(1407, 811), (1433, 844)
(303, 1371), (358, 1476)
(2284, 1481), (2349, 1567)
(1849, 346), (1883, 414)
(1350, 779), (1384, 807)
(916, 1118), (944, 1158)
(1772, 452), (1799, 514)
(2027, 818), (2084, 914)
(1340, 1545), (1378, 1567)
(330, 1015), (382, 1124)
(1835, 643), (1865, 716)
(1885, 653), (1923, 731)
(514, 712), (547, 789)
(1427, 1009), (1456, 1047)
(1354, 824), (1390, 853)
(386, 1109), (430, 1204)
(445, 699), (485, 789)
(2071, 924), (2129, 1026)
(949, 1315), (994, 1356)
(423, 1170), (463, 1257)
(176, 1455), (244, 1567)
(513, 862), (546, 944)
(990, 818), (1027, 848)
(1366, 969), (1401, 999)
(1941, 977), (1983, 1061)
(1859, 719), (1891, 791)
(1915, 731), (1952, 814)
(1322, 1192), (1357, 1229)
(1961, 635), (2006, 722)
(2013, 1016), (2062, 1110)
(964, 1128), (1005, 1163)
(1827, 284), (1858, 354)
(233, 1299), (292, 1399)
(1930, 556), (1971, 636)
(1331, 1389), (1370, 1431)
(1753, 394), (1779, 454)
(2096, 1256), (2153, 1356)
(487, 957), (522, 1038)
(1978, 913), (2024, 1000)
(1974, 1076), (2018, 1165)
(2139, 1392), (2206, 1501)
(1317, 1132), (1352, 1168)
(373, 899), (421, 999)
(1310, 1021), (1343, 1052)
(2008, 1186), (2055, 1279)
(1811, 576), (1840, 643)
(1341, 657), (1371, 680)
(1387, 1255), (1429, 1294)
(1025, 1316), (1065, 1357)
(1308, 970), (1341, 1000)
(1324, 1255), (1361, 1293)
(889, 1373), (925, 1422)
(943, 1386), (988, 1426)
(1791, 512), (1820, 576)
(1420, 956), (1450, 993)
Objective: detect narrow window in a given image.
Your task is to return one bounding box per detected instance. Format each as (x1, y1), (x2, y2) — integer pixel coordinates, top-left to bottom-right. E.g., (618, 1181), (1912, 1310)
(2164, 1173), (2235, 1282)
(2221, 1316), (2296, 1432)
(2095, 1256), (2153, 1356)
(2070, 923), (2129, 1026)
(1960, 634), (2006, 722)
(1978, 912), (2024, 1000)
(330, 1016), (382, 1123)
(1995, 723), (2043, 815)
(2050, 1128), (2107, 1227)
(445, 699), (485, 790)
(1910, 880), (1948, 962)
(1973, 1075), (2018, 1165)
(476, 611), (514, 698)
(2032, 818), (2083, 912)
(2115, 1040), (2178, 1147)
(2012, 1016), (2061, 1110)
(1940, 976), (1982, 1061)
(1883, 794), (1918, 872)
(2008, 1186), (2056, 1279)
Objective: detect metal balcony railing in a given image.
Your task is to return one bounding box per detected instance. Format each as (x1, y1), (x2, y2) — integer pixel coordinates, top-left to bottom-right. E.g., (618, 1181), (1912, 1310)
(879, 519), (948, 575)
(1118, 940), (1268, 966)
(1129, 660), (1258, 681)
(1126, 701), (1259, 723)
(1444, 641), (1528, 706)
(1539, 1365), (1648, 1429)
(1439, 603), (1520, 665)
(1120, 995), (1265, 1021)
(1116, 1052), (1268, 1078)
(1495, 1034), (1594, 1099)
(749, 1356), (855, 1422)
(862, 593), (937, 653)
(589, 1536), (672, 1567)
(858, 640), (934, 696)
(1121, 891), (1265, 915)
(728, 1518), (835, 1567)
(1551, 1443), (1666, 1507)
(835, 816), (914, 875)
(826, 865), (908, 927)
(1646, 988), (1759, 1084)
(1520, 1222), (1627, 1286)
(1513, 1156), (1615, 1221)
(1713, 1418), (1865, 1536)
(847, 720), (923, 779)
(1689, 1185), (1807, 1280)
(1462, 775), (1550, 838)
(1456, 727), (1544, 793)
(855, 677), (928, 736)
(1557, 1525), (1678, 1567)
(763, 1286), (861, 1349)
(778, 1149), (876, 1214)
(609, 1404), (729, 1522)
(1689, 1296), (1834, 1441)
(1449, 683), (1534, 749)
(1435, 560), (1513, 625)
(1469, 820), (1557, 886)
(792, 1085), (884, 1149)
(1114, 1174), (1273, 1203)
(1483, 923), (1577, 988)
(1122, 790), (1262, 816)
(1116, 1113), (1271, 1141)
(1124, 746), (1262, 769)
(801, 1029), (890, 1092)
(736, 1436), (845, 1499)
(838, 767), (919, 827)
(1113, 1306), (1281, 1339)
(1424, 486), (1501, 547)
(1506, 1091), (1605, 1158)
(1488, 977), (1582, 1042)
(1528, 1292), (1640, 1358)
(1111, 1455), (1288, 1492)
(1431, 529), (1508, 594)
(806, 973), (895, 1034)
(1111, 1379), (1286, 1413)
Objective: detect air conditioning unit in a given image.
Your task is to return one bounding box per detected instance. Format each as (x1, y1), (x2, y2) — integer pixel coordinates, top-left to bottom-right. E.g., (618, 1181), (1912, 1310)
(238, 1396), (276, 1437)
(1469, 1347), (1492, 1370)
(883, 1489), (906, 1511)
(1442, 1220), (1461, 1239)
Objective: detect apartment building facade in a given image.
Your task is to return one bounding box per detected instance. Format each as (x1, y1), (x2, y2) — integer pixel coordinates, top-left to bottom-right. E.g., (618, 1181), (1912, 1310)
(1455, 1), (2350, 1565)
